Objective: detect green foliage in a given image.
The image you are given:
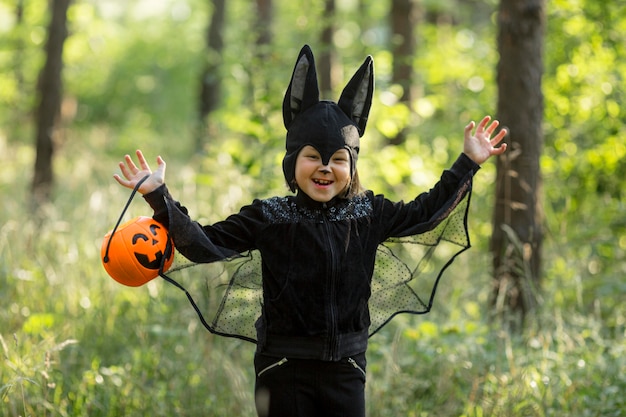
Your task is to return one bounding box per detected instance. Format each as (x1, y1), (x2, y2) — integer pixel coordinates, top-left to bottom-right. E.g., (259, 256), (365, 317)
(542, 0), (626, 318)
(0, 0), (625, 415)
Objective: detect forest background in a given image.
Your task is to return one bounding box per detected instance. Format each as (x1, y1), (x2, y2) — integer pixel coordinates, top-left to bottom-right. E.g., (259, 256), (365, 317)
(0, 0), (624, 416)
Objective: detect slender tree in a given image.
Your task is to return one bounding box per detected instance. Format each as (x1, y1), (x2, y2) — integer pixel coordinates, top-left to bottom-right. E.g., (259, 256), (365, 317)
(491, 0), (545, 330)
(13, 0), (25, 96)
(196, 0), (226, 152)
(251, 0), (273, 104)
(10, 0), (28, 132)
(389, 0), (418, 145)
(318, 0), (336, 98)
(31, 0), (71, 209)
(255, 0), (273, 51)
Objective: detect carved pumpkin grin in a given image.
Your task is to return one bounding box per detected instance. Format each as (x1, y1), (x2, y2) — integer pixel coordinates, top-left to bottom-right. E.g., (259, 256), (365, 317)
(131, 224), (172, 269)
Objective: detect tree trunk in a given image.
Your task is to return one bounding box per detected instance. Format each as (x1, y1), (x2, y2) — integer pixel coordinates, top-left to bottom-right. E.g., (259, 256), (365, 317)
(389, 0), (418, 145)
(491, 0), (545, 330)
(196, 0), (225, 152)
(14, 0), (25, 95)
(31, 0), (71, 209)
(11, 0), (28, 131)
(252, 0), (273, 104)
(255, 0), (273, 50)
(319, 0), (336, 98)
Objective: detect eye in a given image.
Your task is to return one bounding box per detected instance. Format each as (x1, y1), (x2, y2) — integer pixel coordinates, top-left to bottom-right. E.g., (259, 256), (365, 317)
(332, 153), (349, 163)
(132, 233), (149, 245)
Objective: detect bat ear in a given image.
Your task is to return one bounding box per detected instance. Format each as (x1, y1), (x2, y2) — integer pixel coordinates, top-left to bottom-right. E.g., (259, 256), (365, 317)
(338, 55), (374, 137)
(283, 45), (320, 129)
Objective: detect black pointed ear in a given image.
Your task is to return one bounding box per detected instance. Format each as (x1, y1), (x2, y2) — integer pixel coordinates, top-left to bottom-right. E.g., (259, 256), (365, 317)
(338, 56), (374, 137)
(283, 45), (320, 129)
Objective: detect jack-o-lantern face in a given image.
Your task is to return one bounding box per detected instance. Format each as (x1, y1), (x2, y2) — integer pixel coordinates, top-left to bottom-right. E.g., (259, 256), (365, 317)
(132, 223), (170, 270)
(101, 216), (175, 287)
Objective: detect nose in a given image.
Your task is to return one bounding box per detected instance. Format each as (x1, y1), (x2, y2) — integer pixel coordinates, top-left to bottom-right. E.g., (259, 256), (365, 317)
(319, 165), (331, 174)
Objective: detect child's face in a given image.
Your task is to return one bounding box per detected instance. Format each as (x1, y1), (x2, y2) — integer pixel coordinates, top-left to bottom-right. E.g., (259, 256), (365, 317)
(294, 145), (351, 202)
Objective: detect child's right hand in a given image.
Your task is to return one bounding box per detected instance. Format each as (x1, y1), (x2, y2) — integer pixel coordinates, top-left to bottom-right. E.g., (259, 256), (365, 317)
(113, 150), (166, 195)
(463, 115), (507, 165)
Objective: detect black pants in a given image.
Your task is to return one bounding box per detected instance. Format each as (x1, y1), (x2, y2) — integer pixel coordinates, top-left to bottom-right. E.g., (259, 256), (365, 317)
(254, 352), (367, 417)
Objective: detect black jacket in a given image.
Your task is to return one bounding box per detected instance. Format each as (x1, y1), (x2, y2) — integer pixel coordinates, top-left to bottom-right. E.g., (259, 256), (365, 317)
(144, 153), (479, 361)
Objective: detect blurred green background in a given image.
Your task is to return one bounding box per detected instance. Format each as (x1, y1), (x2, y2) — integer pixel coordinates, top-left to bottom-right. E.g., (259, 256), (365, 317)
(1, 0), (624, 415)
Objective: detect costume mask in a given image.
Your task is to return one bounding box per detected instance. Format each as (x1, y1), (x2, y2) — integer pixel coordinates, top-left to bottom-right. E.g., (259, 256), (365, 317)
(282, 45), (374, 192)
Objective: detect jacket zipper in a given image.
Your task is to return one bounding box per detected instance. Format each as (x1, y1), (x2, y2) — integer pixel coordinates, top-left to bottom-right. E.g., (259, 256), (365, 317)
(322, 204), (340, 361)
(348, 357), (366, 377)
(257, 357), (288, 377)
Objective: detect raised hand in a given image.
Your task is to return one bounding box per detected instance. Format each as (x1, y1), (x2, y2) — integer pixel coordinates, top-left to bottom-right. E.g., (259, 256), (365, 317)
(463, 115), (508, 165)
(113, 150), (166, 195)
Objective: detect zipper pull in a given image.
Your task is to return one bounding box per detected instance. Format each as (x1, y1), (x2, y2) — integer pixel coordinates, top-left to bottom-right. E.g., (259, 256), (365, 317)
(347, 357), (366, 377)
(257, 357), (288, 378)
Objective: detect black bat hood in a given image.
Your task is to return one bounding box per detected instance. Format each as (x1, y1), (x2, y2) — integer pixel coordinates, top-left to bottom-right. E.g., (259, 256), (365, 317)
(282, 45), (374, 192)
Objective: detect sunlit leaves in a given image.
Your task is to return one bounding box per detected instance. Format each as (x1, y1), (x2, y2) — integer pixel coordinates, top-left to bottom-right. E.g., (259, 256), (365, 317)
(538, 1), (626, 316)
(0, 1), (624, 414)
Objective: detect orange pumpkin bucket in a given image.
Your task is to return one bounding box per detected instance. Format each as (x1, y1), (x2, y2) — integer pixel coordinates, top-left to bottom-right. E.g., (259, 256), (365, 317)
(101, 216), (174, 287)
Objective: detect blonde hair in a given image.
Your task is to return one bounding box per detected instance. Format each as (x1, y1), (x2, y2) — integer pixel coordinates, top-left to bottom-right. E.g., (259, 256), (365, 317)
(342, 169), (365, 199)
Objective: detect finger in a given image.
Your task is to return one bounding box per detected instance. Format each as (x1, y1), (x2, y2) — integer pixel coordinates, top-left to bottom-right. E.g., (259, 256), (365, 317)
(477, 115), (491, 131)
(113, 173), (130, 187)
(491, 128), (508, 145)
(491, 143), (507, 155)
(120, 158), (138, 177)
(486, 120), (500, 136)
(465, 121), (476, 138)
(119, 161), (133, 179)
(136, 150), (151, 171)
(155, 156), (166, 179)
(124, 154), (139, 174)
(113, 173), (124, 184)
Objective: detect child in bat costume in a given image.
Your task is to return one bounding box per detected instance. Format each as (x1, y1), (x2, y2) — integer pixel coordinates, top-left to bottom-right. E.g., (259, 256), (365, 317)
(114, 45), (507, 417)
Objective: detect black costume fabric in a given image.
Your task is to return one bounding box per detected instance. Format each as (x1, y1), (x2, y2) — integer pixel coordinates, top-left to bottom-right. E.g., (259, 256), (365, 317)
(147, 156), (476, 350)
(147, 45), (478, 356)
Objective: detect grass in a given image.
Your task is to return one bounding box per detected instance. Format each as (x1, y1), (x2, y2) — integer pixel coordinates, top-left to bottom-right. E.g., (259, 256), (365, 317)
(1, 136), (624, 416)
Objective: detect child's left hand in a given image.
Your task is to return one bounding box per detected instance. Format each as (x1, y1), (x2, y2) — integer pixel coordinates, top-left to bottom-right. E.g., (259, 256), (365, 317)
(463, 115), (508, 165)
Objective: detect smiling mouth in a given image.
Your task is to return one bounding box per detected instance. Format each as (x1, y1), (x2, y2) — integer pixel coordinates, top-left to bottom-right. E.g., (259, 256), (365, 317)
(313, 179), (333, 186)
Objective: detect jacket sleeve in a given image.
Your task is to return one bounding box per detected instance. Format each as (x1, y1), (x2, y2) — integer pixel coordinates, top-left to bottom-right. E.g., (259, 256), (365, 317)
(378, 153), (479, 239)
(143, 185), (259, 263)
